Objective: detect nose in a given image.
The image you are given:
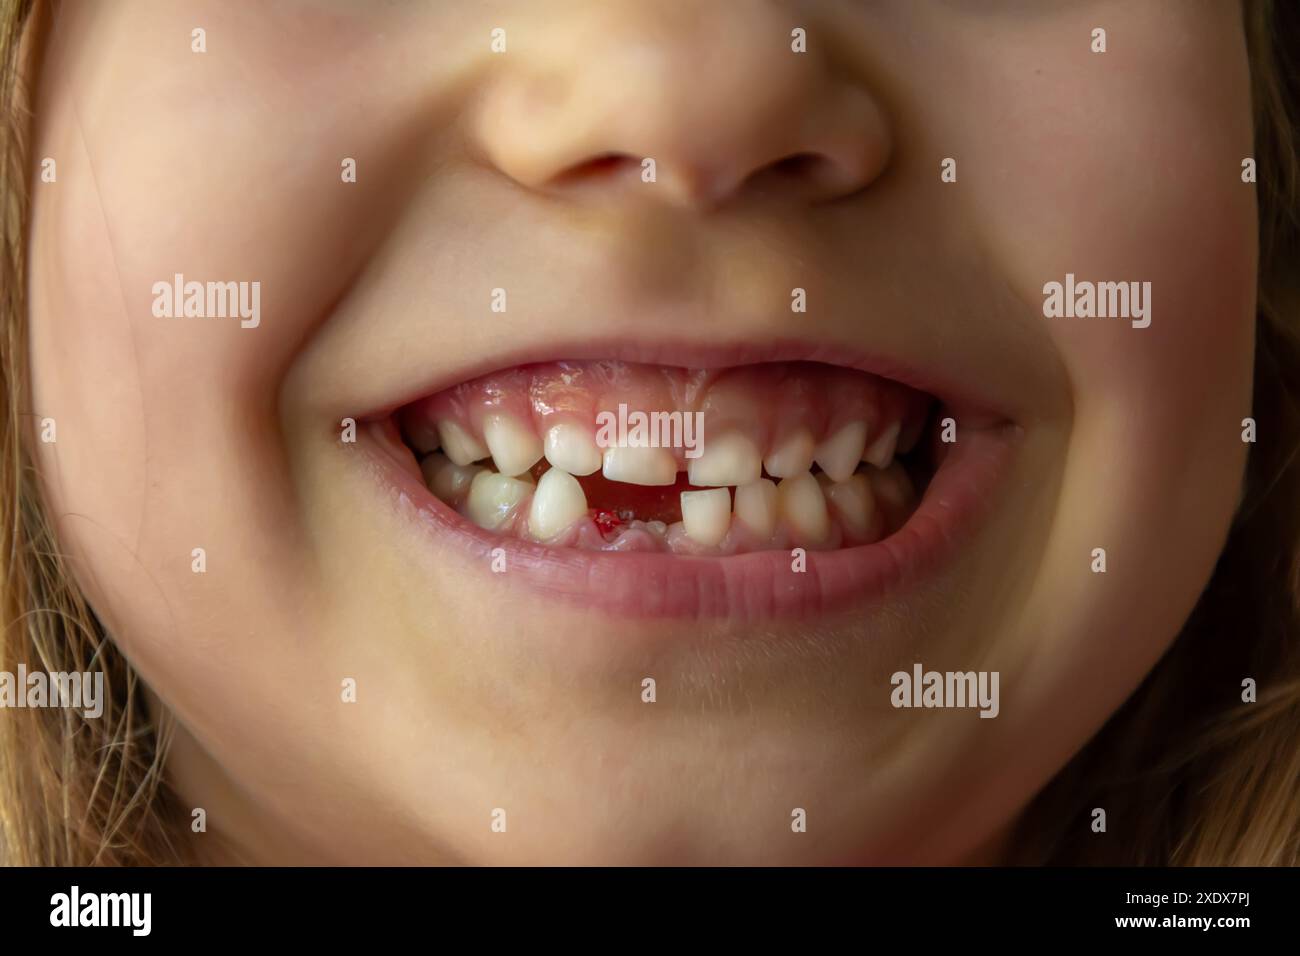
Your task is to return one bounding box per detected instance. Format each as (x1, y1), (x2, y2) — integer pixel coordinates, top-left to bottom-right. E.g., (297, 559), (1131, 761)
(472, 2), (892, 210)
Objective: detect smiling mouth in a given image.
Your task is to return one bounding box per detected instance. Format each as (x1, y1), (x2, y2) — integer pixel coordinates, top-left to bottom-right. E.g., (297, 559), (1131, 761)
(362, 353), (1019, 619)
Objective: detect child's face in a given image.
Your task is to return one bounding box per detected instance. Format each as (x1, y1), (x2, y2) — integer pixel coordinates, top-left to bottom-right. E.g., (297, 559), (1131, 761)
(28, 0), (1254, 863)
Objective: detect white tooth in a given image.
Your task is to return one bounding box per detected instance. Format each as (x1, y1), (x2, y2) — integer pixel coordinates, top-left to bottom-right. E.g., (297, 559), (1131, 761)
(680, 487), (731, 547)
(823, 474), (877, 538)
(483, 412), (543, 477)
(528, 467), (588, 541)
(437, 420), (489, 467)
(421, 452), (484, 505)
(687, 432), (761, 487)
(763, 429), (814, 479)
(602, 446), (677, 486)
(465, 471), (532, 530)
(777, 472), (830, 543)
(544, 423), (602, 476)
(863, 420), (901, 468)
(814, 421), (868, 482)
(733, 478), (778, 539)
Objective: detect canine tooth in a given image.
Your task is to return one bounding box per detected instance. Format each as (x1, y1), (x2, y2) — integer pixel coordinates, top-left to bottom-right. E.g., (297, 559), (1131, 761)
(823, 474), (876, 537)
(528, 467), (588, 541)
(437, 420), (489, 467)
(733, 478), (778, 539)
(465, 471), (532, 530)
(421, 452), (484, 505)
(863, 420), (901, 468)
(484, 413), (543, 477)
(544, 423), (602, 476)
(602, 446), (677, 486)
(687, 432), (761, 487)
(680, 488), (731, 547)
(763, 429), (814, 479)
(814, 421), (868, 482)
(778, 472), (830, 543)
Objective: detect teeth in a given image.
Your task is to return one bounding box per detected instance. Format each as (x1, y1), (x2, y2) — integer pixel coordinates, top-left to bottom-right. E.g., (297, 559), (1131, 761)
(867, 461), (916, 514)
(680, 487), (732, 547)
(863, 421), (901, 468)
(814, 421), (868, 483)
(527, 467), (588, 541)
(763, 429), (814, 479)
(421, 452), (485, 505)
(544, 423), (602, 476)
(465, 471), (533, 530)
(602, 446), (678, 486)
(437, 420), (490, 467)
(483, 412), (544, 477)
(821, 474), (877, 538)
(733, 478), (778, 539)
(687, 432), (761, 487)
(777, 472), (830, 543)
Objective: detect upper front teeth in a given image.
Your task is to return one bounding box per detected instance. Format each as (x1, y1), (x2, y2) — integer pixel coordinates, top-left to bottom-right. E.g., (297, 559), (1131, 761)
(602, 445), (678, 486)
(544, 422), (603, 476)
(483, 413), (544, 477)
(687, 432), (761, 487)
(814, 421), (868, 483)
(763, 428), (815, 478)
(437, 420), (489, 467)
(863, 420), (900, 468)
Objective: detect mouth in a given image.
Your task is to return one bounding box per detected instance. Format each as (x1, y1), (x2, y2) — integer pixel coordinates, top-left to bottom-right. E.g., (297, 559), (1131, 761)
(359, 350), (1020, 620)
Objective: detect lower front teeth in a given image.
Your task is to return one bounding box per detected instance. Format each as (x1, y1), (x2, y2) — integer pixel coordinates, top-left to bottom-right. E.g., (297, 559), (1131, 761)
(466, 471), (533, 530)
(680, 487), (732, 547)
(733, 478), (778, 539)
(777, 472), (831, 544)
(528, 468), (589, 541)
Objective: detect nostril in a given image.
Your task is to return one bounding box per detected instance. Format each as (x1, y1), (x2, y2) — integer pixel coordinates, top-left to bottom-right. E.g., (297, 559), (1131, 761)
(551, 152), (643, 191)
(742, 152), (865, 204)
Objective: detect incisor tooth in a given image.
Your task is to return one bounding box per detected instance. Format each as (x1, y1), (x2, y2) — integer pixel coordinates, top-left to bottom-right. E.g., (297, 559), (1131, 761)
(465, 471), (532, 530)
(544, 423), (602, 476)
(602, 446), (677, 486)
(687, 432), (761, 487)
(763, 429), (814, 479)
(421, 452), (484, 505)
(863, 421), (901, 468)
(528, 467), (588, 541)
(437, 420), (489, 467)
(778, 472), (830, 543)
(822, 474), (877, 538)
(484, 413), (544, 477)
(814, 421), (868, 482)
(733, 478), (778, 539)
(680, 487), (731, 547)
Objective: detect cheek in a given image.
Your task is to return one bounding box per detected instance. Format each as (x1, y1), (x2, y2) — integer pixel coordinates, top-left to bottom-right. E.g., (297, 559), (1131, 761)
(24, 3), (393, 657)
(953, 8), (1257, 512)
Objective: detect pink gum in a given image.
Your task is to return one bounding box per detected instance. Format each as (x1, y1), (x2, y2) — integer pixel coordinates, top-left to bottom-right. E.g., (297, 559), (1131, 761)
(401, 360), (930, 464)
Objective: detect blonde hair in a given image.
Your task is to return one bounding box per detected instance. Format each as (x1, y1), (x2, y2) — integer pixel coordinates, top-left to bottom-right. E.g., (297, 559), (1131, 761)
(2, 0), (1297, 866)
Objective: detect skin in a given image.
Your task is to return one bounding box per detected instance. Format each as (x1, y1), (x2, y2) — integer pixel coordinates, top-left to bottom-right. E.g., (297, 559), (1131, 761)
(28, 0), (1255, 864)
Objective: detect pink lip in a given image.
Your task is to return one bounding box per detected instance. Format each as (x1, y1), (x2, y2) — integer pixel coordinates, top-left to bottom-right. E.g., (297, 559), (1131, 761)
(361, 421), (1021, 621)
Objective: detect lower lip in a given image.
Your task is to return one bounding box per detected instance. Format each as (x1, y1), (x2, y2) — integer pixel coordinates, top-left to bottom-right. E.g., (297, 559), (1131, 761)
(363, 427), (1020, 621)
